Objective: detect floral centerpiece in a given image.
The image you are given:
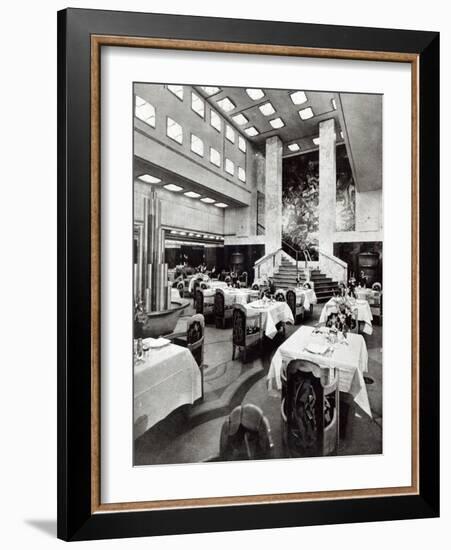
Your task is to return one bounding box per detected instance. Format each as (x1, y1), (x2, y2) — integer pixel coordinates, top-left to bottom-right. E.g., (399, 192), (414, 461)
(325, 296), (356, 336)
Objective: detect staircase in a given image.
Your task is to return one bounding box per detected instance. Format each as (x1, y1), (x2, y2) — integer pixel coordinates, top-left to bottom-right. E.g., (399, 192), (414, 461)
(272, 257), (339, 303)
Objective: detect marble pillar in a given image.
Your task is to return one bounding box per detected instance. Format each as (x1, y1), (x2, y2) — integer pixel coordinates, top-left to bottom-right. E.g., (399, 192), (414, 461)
(264, 136), (283, 254)
(319, 119), (336, 256)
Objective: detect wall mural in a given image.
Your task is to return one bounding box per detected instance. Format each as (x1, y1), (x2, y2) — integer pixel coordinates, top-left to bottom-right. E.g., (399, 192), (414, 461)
(282, 151), (320, 260)
(282, 145), (355, 258)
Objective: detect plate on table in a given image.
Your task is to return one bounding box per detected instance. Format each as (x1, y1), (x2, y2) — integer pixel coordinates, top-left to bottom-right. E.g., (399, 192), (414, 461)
(143, 337), (171, 349)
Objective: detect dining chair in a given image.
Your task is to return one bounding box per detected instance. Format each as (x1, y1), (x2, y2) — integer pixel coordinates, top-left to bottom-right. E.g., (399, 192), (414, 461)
(370, 290), (383, 324)
(281, 359), (339, 457)
(232, 304), (263, 362)
(214, 288), (234, 329)
(286, 288), (305, 324)
(239, 271), (248, 288)
(218, 404), (274, 460)
(274, 289), (286, 302)
(165, 313), (205, 399)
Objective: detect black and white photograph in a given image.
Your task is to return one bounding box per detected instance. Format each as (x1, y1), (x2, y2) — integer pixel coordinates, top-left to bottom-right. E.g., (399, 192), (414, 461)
(132, 83), (383, 465)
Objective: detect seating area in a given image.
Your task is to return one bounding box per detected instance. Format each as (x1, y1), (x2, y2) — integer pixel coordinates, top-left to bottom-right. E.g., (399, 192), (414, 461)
(133, 83), (383, 465)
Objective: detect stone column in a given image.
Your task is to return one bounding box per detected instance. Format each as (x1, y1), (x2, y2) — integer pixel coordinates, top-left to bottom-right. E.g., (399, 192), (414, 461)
(264, 136), (283, 254)
(319, 119), (336, 256)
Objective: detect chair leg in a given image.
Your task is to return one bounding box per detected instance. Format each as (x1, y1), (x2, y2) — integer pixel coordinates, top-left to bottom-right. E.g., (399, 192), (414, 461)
(232, 345), (236, 360)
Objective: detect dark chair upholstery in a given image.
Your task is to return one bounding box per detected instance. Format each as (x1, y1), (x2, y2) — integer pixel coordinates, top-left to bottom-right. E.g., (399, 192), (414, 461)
(195, 288), (214, 318)
(286, 288), (305, 324)
(281, 359), (339, 457)
(232, 304), (263, 362)
(275, 290), (286, 302)
(251, 283), (260, 291)
(165, 314), (205, 399)
(219, 404), (274, 460)
(239, 271), (248, 288)
(214, 288), (233, 328)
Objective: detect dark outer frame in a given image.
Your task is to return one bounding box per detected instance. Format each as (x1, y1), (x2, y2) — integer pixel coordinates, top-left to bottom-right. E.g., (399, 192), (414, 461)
(57, 7), (439, 541)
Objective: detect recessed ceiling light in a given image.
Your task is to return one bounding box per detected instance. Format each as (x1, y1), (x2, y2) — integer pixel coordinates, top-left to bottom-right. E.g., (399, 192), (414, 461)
(246, 88), (265, 100)
(164, 183), (183, 192)
(200, 86), (220, 96)
(259, 102), (275, 116)
(184, 191), (201, 198)
(170, 230), (177, 234)
(217, 97), (236, 112)
(201, 197), (215, 203)
(214, 202), (228, 208)
(331, 98), (337, 110)
(209, 235), (215, 239)
(196, 234), (201, 237)
(245, 126), (259, 137)
(188, 233), (194, 236)
(299, 107), (314, 120)
(288, 143), (300, 152)
(232, 113), (248, 125)
(270, 117), (285, 129)
(290, 91), (307, 105)
(312, 137), (320, 146)
(138, 174), (161, 184)
(179, 232), (186, 236)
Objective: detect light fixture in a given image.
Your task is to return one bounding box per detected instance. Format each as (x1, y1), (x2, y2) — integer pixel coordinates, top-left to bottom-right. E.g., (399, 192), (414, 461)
(246, 88), (264, 100)
(290, 91), (307, 105)
(184, 191), (201, 198)
(244, 126), (259, 137)
(164, 183), (183, 192)
(170, 230), (177, 234)
(312, 137), (320, 146)
(196, 234), (201, 238)
(331, 98), (337, 110)
(340, 131), (344, 139)
(188, 233), (194, 236)
(232, 113), (248, 125)
(138, 174), (161, 184)
(299, 107), (314, 120)
(269, 117), (285, 129)
(201, 197), (215, 204)
(217, 97), (236, 112)
(288, 143), (300, 152)
(259, 102), (275, 116)
(179, 231), (187, 236)
(214, 202), (228, 208)
(200, 86), (220, 96)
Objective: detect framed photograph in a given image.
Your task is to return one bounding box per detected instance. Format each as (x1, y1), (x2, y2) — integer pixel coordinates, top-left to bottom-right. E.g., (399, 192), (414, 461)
(57, 8), (439, 541)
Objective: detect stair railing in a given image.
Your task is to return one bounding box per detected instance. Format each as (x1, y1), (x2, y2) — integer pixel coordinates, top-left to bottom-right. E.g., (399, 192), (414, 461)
(318, 249), (348, 284)
(254, 248), (283, 281)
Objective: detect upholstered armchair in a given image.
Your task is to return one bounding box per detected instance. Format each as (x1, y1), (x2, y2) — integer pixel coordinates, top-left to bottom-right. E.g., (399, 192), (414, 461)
(218, 404), (274, 461)
(281, 359), (339, 457)
(274, 289), (286, 302)
(195, 288), (214, 319)
(214, 288), (233, 328)
(165, 313), (205, 399)
(232, 304), (263, 362)
(286, 288), (305, 324)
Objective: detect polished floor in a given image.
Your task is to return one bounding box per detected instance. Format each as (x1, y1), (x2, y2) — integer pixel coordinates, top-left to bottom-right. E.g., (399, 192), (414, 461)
(134, 303), (383, 465)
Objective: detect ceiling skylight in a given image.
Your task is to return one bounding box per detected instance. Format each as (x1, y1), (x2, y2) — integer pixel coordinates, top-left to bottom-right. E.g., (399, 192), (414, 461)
(200, 86), (220, 96)
(135, 96), (156, 127)
(232, 113), (248, 125)
(238, 136), (246, 153)
(259, 102), (275, 116)
(244, 126), (259, 137)
(299, 107), (314, 120)
(340, 131), (344, 139)
(290, 91), (307, 105)
(269, 117), (285, 129)
(215, 203), (228, 208)
(184, 191), (201, 198)
(164, 183), (183, 192)
(217, 97), (236, 112)
(138, 174), (161, 184)
(167, 85), (184, 100)
(246, 88), (265, 100)
(312, 137), (320, 146)
(201, 197), (215, 204)
(331, 98), (337, 110)
(288, 144), (300, 152)
(225, 125), (235, 143)
(210, 110), (222, 132)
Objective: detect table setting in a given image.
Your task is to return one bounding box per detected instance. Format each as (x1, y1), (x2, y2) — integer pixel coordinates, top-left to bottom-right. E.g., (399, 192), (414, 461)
(245, 296), (294, 339)
(319, 294), (373, 335)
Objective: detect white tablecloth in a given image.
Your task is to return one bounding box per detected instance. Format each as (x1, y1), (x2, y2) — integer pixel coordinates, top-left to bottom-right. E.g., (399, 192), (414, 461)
(188, 274), (210, 293)
(267, 326), (371, 417)
(134, 342), (202, 438)
(319, 298), (373, 335)
(202, 287), (259, 305)
(171, 288), (181, 302)
(355, 288), (378, 304)
(288, 287), (317, 310)
(245, 300), (294, 339)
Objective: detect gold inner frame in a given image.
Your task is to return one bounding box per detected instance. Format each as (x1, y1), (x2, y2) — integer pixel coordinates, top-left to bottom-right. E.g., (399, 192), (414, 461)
(90, 35), (419, 514)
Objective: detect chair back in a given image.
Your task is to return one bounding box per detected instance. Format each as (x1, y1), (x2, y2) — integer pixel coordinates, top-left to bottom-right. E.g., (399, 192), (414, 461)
(219, 404), (274, 460)
(232, 304), (247, 347)
(282, 359), (339, 457)
(200, 281), (209, 290)
(372, 282), (382, 292)
(195, 289), (204, 314)
(186, 314), (205, 366)
(214, 288), (225, 318)
(275, 289), (286, 302)
(259, 288), (271, 300)
(239, 271), (248, 287)
(251, 283), (259, 291)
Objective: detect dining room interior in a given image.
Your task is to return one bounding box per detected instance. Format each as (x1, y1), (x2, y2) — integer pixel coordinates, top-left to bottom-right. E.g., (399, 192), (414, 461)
(133, 82), (383, 465)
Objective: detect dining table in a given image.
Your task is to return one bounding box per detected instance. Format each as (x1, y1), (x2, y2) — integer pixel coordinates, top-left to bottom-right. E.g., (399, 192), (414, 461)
(283, 287), (317, 310)
(245, 298), (294, 339)
(134, 339), (202, 439)
(267, 325), (371, 417)
(319, 297), (374, 335)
